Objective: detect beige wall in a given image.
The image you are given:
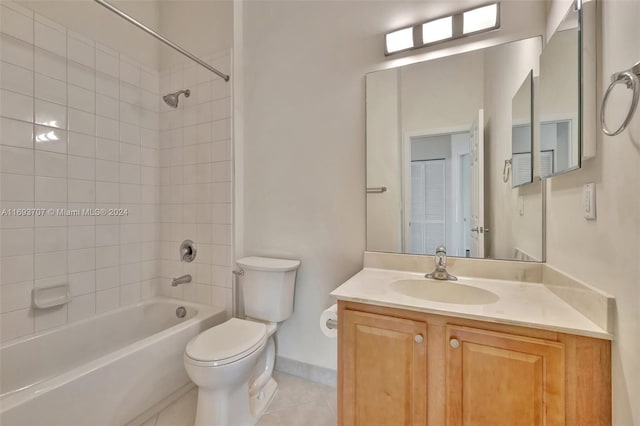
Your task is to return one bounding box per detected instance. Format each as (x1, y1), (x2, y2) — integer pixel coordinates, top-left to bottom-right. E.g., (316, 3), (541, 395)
(240, 0), (545, 371)
(241, 0), (368, 370)
(400, 51), (485, 134)
(16, 0), (234, 71)
(17, 0), (161, 68)
(545, 0), (575, 40)
(545, 0), (640, 424)
(366, 69), (401, 252)
(158, 0), (233, 70)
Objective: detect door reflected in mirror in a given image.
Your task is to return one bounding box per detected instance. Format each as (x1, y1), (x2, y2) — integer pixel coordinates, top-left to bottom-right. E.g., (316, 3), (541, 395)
(405, 122), (480, 258)
(366, 37), (544, 262)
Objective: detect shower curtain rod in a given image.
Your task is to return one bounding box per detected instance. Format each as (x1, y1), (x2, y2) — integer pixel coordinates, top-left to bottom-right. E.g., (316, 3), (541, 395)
(93, 0), (230, 82)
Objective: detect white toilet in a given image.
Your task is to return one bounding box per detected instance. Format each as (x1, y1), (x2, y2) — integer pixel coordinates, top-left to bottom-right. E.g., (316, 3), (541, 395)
(184, 256), (300, 426)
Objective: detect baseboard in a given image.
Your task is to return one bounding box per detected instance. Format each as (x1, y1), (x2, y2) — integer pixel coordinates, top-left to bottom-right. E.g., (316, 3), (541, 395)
(275, 356), (337, 388)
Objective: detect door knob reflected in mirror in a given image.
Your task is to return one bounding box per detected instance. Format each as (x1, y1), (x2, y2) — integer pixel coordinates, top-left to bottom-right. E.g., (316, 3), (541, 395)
(471, 227), (490, 234)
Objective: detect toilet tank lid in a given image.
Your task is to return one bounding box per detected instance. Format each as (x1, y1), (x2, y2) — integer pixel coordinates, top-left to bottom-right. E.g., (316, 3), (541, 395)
(237, 256), (301, 272)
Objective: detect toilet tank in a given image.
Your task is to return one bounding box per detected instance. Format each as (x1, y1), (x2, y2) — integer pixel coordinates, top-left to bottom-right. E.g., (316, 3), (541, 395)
(237, 257), (301, 322)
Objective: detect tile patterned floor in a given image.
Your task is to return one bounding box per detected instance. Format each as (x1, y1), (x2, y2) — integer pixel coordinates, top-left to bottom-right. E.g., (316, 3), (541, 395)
(141, 372), (337, 426)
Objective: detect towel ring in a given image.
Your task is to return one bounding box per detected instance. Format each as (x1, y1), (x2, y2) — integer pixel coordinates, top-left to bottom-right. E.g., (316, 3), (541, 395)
(601, 62), (640, 137)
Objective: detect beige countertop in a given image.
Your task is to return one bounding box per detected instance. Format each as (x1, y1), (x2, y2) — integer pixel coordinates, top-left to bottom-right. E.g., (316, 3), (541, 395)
(331, 268), (612, 340)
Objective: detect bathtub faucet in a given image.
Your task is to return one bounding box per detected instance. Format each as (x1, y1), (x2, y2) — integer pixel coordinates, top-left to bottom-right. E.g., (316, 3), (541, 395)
(171, 274), (192, 287)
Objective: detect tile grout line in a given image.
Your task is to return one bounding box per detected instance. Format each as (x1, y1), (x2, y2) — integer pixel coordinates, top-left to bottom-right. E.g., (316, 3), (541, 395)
(31, 7), (36, 334)
(93, 33), (97, 318)
(64, 21), (69, 327)
(117, 46), (121, 310)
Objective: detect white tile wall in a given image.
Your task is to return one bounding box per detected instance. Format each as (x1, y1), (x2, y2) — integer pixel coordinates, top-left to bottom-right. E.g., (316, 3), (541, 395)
(158, 50), (233, 314)
(0, 3), (233, 343)
(0, 3), (163, 342)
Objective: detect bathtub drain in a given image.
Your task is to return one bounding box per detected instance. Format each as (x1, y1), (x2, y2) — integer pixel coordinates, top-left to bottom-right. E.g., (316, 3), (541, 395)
(176, 306), (187, 318)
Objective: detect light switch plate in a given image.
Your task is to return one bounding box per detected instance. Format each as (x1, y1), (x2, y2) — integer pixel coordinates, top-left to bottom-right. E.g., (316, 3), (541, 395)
(583, 183), (596, 220)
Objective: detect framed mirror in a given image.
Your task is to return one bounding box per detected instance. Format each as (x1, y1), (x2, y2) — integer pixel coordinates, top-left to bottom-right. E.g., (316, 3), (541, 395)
(366, 37), (544, 261)
(538, 3), (580, 178)
(511, 71), (534, 188)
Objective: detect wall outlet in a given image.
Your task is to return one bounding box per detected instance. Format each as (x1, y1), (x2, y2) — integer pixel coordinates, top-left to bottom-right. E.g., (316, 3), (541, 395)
(583, 183), (596, 220)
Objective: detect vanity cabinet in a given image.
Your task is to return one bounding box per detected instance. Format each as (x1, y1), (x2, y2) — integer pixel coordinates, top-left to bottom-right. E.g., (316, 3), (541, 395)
(341, 309), (427, 425)
(337, 301), (611, 426)
(445, 325), (564, 425)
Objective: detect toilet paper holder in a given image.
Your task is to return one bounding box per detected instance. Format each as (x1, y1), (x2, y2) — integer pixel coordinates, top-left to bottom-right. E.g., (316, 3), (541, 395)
(320, 304), (338, 337)
(325, 318), (338, 329)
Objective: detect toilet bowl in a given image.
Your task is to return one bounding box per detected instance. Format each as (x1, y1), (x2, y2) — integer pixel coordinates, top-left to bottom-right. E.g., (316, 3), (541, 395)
(184, 256), (300, 426)
(184, 318), (277, 426)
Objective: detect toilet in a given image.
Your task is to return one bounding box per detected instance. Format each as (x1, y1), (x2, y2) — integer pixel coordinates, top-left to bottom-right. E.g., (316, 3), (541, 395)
(184, 256), (301, 426)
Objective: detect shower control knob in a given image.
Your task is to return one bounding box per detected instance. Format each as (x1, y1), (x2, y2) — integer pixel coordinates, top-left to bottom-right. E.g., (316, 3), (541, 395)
(450, 338), (460, 349)
(180, 240), (197, 262)
(414, 334), (424, 344)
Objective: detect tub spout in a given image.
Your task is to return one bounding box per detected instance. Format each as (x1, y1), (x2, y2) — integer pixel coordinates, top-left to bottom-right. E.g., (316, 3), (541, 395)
(171, 274), (192, 287)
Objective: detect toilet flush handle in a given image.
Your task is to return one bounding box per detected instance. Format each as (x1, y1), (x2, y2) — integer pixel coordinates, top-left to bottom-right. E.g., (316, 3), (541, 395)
(231, 269), (244, 318)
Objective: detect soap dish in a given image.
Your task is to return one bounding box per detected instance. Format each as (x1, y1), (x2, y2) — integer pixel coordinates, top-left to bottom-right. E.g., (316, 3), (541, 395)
(32, 283), (71, 309)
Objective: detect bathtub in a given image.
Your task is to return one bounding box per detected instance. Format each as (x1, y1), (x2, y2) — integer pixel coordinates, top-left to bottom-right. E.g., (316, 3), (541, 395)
(0, 297), (226, 426)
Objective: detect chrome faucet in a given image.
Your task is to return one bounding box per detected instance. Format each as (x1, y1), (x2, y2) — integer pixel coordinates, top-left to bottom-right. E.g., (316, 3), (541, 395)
(425, 246), (457, 281)
(171, 274), (192, 287)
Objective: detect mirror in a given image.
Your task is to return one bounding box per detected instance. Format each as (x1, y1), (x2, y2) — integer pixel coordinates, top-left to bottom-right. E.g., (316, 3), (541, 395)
(538, 4), (580, 178)
(511, 71), (534, 188)
(366, 37), (545, 261)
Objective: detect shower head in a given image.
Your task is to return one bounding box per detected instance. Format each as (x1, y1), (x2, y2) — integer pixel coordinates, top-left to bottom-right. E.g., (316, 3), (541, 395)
(163, 89), (190, 108)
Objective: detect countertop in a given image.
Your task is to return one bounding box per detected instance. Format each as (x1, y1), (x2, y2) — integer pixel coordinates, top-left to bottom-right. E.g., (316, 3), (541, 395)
(330, 268), (612, 340)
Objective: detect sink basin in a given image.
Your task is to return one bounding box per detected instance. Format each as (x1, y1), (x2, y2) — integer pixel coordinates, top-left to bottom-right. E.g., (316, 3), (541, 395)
(390, 279), (499, 305)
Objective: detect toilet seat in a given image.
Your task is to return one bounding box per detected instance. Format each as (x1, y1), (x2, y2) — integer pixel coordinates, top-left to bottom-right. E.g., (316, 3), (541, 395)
(185, 318), (267, 367)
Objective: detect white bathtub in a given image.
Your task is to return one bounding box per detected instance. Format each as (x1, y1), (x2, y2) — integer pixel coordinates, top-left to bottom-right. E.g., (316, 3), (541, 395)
(0, 297), (226, 426)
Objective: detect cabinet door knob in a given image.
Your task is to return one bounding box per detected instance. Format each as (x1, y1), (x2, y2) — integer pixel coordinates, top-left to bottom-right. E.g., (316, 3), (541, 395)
(414, 334), (424, 344)
(449, 338), (460, 349)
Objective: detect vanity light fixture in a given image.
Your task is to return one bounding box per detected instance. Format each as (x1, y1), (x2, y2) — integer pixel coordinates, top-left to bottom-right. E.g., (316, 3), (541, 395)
(422, 16), (453, 44)
(385, 27), (415, 55)
(463, 3), (499, 35)
(384, 3), (500, 56)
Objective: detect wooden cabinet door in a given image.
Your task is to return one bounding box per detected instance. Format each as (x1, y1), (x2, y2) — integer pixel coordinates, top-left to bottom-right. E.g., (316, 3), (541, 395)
(340, 309), (427, 426)
(446, 325), (565, 426)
